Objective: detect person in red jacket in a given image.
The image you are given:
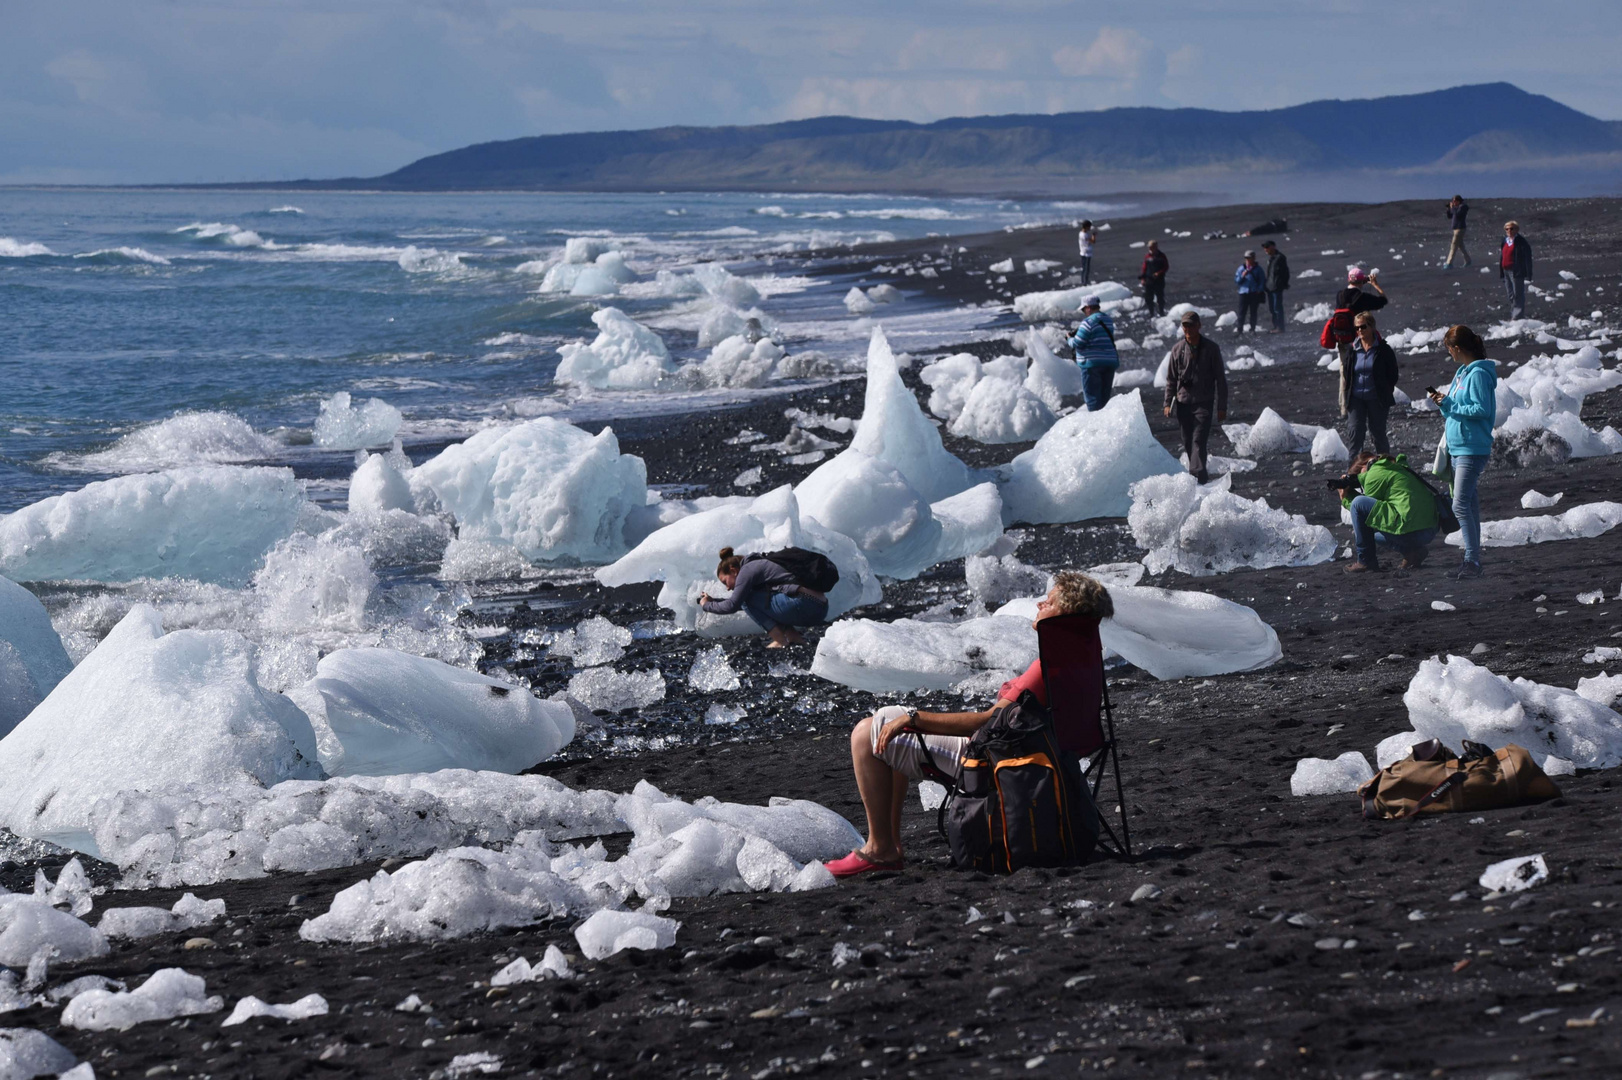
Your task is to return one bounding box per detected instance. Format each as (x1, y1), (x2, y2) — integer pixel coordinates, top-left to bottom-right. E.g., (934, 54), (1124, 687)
(1138, 241), (1168, 316)
(1499, 221), (1534, 320)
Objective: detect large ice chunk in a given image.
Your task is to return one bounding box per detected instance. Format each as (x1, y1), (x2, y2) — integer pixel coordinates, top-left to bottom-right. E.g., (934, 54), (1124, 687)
(919, 353), (984, 421)
(0, 576), (74, 737)
(0, 1028), (77, 1078)
(0, 606), (321, 848)
(1290, 752), (1374, 796)
(847, 329), (974, 502)
(1021, 328), (1087, 406)
(411, 418), (647, 563)
(1223, 407), (1317, 457)
(539, 250), (635, 296)
(949, 376), (1056, 444)
(1012, 281), (1134, 322)
(287, 648), (573, 776)
(0, 898), (110, 967)
(98, 894), (225, 940)
(549, 616), (632, 667)
(313, 392), (402, 450)
(1128, 473), (1336, 576)
(221, 993), (329, 1027)
(554, 308), (675, 390)
(347, 452), (414, 515)
(811, 613), (1036, 693)
(1404, 654), (1622, 770)
(60, 968), (223, 1031)
(597, 485), (881, 629)
(574, 909), (679, 959)
(1445, 501), (1622, 548)
(0, 467), (306, 585)
(565, 668), (664, 713)
(1000, 390), (1182, 525)
(58, 411), (279, 473)
(1100, 586), (1281, 679)
(684, 335), (788, 388)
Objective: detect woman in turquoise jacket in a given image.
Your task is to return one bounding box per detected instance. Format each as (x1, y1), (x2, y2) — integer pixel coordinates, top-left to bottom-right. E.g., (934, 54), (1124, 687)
(1426, 325), (1497, 579)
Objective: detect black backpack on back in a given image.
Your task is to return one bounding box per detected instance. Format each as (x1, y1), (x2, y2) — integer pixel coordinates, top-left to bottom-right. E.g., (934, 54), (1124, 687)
(941, 691), (1098, 873)
(750, 548), (839, 593)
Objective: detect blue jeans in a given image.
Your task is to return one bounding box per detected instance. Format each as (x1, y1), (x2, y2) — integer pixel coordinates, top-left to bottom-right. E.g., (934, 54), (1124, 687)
(1081, 365), (1115, 411)
(742, 590), (828, 632)
(1266, 290), (1286, 330)
(1077, 255), (1092, 285)
(1452, 455), (1488, 564)
(1503, 273), (1527, 320)
(1349, 495), (1437, 566)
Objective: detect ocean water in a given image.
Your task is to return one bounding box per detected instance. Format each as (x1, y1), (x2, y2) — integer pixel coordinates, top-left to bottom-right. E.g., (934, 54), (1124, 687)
(1, 187), (1124, 511)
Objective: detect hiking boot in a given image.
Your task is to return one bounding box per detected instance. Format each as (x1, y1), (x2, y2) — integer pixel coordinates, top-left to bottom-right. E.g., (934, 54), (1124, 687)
(1344, 560), (1379, 573)
(1399, 548), (1430, 570)
(1449, 561), (1483, 580)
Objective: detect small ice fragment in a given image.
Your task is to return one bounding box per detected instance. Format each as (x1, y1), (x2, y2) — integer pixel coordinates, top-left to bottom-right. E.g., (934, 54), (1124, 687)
(703, 704), (746, 726)
(60, 968), (223, 1031)
(1289, 752), (1374, 796)
(0, 1028), (77, 1078)
(550, 616), (632, 667)
(1577, 591), (1605, 605)
(443, 1053), (504, 1077)
(491, 944), (573, 986)
(965, 906), (986, 924)
(687, 645), (741, 692)
(1521, 489), (1564, 509)
(1431, 601), (1457, 612)
(221, 993), (328, 1027)
(574, 910), (680, 960)
(395, 994), (428, 1013)
(918, 780), (947, 811)
(733, 467), (763, 488)
(313, 391), (402, 450)
(1479, 854), (1548, 894)
(565, 667), (664, 712)
(831, 941), (861, 967)
(1542, 756), (1576, 776)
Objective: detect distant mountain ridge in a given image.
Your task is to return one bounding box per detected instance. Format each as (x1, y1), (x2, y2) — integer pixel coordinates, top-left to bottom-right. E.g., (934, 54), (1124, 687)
(282, 83), (1622, 197)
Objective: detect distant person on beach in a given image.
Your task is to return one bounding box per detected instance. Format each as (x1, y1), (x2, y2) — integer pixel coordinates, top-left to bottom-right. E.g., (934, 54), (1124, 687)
(1427, 325), (1497, 581)
(1444, 196), (1471, 269)
(699, 546), (830, 647)
(1162, 311), (1227, 483)
(1234, 250), (1266, 332)
(1138, 241), (1168, 316)
(1076, 220), (1097, 285)
(1499, 221), (1534, 320)
(1340, 312), (1399, 457)
(1333, 452), (1440, 573)
(830, 573), (1113, 877)
(1261, 240), (1289, 332)
(1066, 296), (1119, 411)
(1331, 268), (1388, 394)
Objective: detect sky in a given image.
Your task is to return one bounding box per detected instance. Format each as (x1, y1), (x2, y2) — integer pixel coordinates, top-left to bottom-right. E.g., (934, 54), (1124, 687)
(4, 0), (1621, 184)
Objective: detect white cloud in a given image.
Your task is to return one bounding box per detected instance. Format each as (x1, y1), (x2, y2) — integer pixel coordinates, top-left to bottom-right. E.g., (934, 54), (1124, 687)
(1052, 27), (1160, 81)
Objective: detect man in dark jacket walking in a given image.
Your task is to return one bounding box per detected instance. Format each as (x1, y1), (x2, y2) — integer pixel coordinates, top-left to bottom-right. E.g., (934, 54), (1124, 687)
(1500, 220), (1533, 319)
(1138, 241), (1168, 316)
(1162, 311), (1228, 483)
(1444, 196), (1471, 269)
(1261, 240), (1289, 332)
(1341, 312), (1400, 456)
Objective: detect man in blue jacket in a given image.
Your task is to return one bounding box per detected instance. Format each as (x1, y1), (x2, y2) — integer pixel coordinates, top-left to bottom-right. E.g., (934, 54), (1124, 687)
(1499, 221), (1533, 320)
(1066, 296), (1119, 411)
(1234, 251), (1266, 332)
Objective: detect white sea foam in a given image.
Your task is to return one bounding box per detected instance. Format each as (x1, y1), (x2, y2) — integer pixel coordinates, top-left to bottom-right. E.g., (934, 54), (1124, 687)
(74, 246), (172, 265)
(0, 237), (56, 257)
(175, 222), (267, 248)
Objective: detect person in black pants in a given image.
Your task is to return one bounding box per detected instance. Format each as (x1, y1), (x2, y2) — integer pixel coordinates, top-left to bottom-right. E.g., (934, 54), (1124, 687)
(1138, 241), (1168, 316)
(1161, 311), (1228, 482)
(1234, 250), (1265, 332)
(1342, 313), (1399, 456)
(1261, 240), (1290, 331)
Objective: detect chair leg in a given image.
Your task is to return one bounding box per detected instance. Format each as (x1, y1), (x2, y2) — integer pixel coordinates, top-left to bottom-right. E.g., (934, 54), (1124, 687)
(1098, 681), (1133, 859)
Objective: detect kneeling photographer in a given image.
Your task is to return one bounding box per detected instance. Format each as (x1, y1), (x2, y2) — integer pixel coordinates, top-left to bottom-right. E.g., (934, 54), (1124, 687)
(1330, 452), (1440, 573)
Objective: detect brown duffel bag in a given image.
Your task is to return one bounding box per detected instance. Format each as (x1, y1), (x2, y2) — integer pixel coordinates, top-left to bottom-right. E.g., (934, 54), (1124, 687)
(1358, 739), (1561, 820)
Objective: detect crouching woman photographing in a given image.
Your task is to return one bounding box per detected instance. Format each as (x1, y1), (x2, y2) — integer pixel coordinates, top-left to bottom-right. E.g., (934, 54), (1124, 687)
(1332, 452), (1441, 573)
(699, 546), (831, 647)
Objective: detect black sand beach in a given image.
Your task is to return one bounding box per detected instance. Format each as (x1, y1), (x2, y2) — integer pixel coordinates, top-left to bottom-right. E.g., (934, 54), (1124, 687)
(6, 199), (1622, 1079)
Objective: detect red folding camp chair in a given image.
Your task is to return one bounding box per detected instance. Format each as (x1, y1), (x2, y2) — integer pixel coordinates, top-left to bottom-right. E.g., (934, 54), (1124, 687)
(1037, 613), (1132, 858)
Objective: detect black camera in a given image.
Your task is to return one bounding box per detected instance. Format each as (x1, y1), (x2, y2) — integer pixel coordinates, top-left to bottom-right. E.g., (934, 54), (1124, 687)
(1326, 476), (1358, 492)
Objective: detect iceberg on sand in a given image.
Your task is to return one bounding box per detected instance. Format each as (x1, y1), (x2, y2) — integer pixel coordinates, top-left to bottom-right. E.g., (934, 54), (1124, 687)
(0, 575), (74, 737)
(1445, 501), (1622, 548)
(554, 308), (675, 390)
(1128, 472), (1336, 576)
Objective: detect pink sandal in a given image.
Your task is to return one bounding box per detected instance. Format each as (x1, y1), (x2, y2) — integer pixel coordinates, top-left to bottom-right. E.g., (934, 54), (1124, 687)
(826, 850), (905, 878)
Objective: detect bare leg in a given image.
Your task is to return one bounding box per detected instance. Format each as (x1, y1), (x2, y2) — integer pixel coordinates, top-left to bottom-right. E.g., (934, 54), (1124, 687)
(849, 717), (904, 861)
(766, 626), (806, 648)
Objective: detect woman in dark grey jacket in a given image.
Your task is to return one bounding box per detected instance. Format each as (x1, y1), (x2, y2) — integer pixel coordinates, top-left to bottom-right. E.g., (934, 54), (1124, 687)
(698, 547), (829, 647)
(1341, 312), (1400, 456)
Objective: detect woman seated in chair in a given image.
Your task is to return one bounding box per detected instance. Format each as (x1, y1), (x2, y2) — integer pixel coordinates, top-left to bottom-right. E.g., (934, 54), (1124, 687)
(828, 571), (1112, 877)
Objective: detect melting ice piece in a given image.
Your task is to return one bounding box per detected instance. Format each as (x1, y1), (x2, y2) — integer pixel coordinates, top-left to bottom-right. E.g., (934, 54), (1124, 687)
(540, 249), (635, 296)
(1000, 390), (1182, 525)
(348, 452), (414, 515)
(0, 1028), (77, 1078)
(491, 944), (573, 985)
(0, 575), (74, 738)
(221, 993), (329, 1027)
(1374, 731), (1427, 769)
(1128, 473), (1336, 576)
(412, 417), (647, 564)
(289, 648), (573, 777)
(439, 538), (532, 582)
(313, 392), (402, 450)
(966, 552), (1051, 607)
(1098, 586), (1281, 680)
(688, 646), (740, 692)
(1011, 281), (1134, 323)
(704, 704), (746, 725)
(1311, 427), (1350, 465)
(918, 781), (947, 811)
(1520, 489), (1564, 510)
(566, 667), (664, 713)
(574, 910), (680, 960)
(60, 410), (280, 474)
(98, 894), (226, 940)
(0, 899), (110, 967)
(0, 606), (320, 847)
(847, 328), (974, 502)
(1290, 752), (1374, 796)
(1403, 654), (1622, 770)
(554, 308), (675, 389)
(550, 616), (632, 667)
(60, 968), (223, 1031)
(1479, 853), (1548, 894)
(1577, 672), (1622, 708)
(597, 485), (882, 629)
(1222, 407), (1319, 457)
(811, 613), (1036, 693)
(1445, 501), (1622, 548)
(949, 377), (1056, 444)
(0, 466), (306, 585)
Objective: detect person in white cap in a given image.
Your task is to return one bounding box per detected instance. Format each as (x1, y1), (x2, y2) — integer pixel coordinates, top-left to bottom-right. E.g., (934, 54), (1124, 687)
(1234, 250), (1266, 332)
(1066, 295), (1119, 410)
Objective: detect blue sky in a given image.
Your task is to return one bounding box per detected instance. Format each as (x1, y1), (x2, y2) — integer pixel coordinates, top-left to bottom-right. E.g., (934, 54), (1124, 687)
(4, 0), (1619, 184)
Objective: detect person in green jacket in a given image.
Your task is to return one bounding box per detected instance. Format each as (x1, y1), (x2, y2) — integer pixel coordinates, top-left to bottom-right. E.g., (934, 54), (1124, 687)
(1336, 452), (1440, 572)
